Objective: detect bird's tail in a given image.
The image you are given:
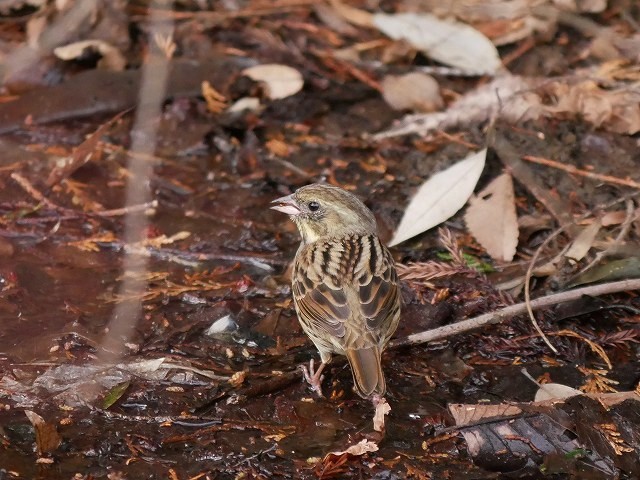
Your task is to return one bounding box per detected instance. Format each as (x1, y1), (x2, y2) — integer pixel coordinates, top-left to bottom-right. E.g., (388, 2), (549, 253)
(346, 347), (385, 398)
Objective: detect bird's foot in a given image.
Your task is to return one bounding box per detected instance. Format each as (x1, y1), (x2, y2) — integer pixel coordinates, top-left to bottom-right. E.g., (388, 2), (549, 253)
(301, 358), (326, 397)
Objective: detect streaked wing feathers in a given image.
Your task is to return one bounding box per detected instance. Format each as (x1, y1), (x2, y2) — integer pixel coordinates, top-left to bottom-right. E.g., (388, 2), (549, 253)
(294, 273), (347, 337)
(359, 248), (400, 333)
(293, 235), (400, 342)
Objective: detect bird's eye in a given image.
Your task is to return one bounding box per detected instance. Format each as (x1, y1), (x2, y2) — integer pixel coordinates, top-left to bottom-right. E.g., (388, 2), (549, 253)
(308, 201), (320, 212)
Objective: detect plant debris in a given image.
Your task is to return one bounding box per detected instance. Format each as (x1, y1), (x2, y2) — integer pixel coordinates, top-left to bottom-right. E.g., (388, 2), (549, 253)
(0, 0), (639, 477)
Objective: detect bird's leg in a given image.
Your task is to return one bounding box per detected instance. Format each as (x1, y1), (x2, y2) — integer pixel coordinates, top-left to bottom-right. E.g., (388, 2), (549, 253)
(301, 358), (326, 397)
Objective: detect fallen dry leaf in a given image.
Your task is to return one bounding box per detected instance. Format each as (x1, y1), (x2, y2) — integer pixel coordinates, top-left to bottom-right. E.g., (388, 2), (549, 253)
(313, 3), (360, 36)
(227, 97), (262, 114)
(464, 172), (518, 262)
(372, 12), (502, 75)
(24, 410), (62, 455)
(373, 397), (391, 432)
(0, 0), (45, 15)
(201, 81), (227, 113)
(327, 0), (373, 28)
(601, 209), (632, 227)
(381, 72), (443, 112)
(324, 439), (379, 459)
(374, 75), (540, 139)
(534, 383), (583, 402)
(142, 231), (191, 248)
(545, 80), (640, 135)
(242, 64), (304, 100)
(390, 149), (487, 246)
(376, 67), (640, 140)
(564, 220), (602, 262)
(54, 39), (126, 71)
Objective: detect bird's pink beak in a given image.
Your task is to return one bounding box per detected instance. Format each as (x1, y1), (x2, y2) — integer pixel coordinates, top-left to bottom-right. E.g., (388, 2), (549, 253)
(270, 194), (301, 216)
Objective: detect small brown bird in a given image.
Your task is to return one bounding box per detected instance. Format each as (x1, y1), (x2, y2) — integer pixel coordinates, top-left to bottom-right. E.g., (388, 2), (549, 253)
(271, 184), (401, 398)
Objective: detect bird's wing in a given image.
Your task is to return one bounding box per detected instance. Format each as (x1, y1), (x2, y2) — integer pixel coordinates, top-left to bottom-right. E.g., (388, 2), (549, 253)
(356, 236), (401, 335)
(292, 244), (349, 338)
(292, 235), (400, 341)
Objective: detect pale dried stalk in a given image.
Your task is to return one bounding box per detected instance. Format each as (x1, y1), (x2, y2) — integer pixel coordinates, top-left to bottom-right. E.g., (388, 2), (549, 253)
(391, 279), (640, 348)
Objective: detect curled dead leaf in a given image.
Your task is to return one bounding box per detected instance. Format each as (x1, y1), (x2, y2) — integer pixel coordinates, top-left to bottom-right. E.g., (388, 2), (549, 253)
(545, 80), (640, 135)
(381, 72), (443, 112)
(242, 64), (304, 100)
(373, 397), (391, 432)
(54, 40), (126, 71)
(324, 439), (379, 459)
(227, 97), (262, 114)
(228, 371), (247, 387)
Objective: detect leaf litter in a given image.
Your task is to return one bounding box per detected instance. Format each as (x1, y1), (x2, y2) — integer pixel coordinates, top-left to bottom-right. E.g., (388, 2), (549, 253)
(464, 172), (519, 262)
(0, 0), (639, 478)
(389, 148), (487, 246)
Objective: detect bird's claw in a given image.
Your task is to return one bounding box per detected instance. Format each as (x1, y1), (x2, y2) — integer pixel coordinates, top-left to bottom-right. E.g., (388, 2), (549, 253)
(301, 358), (325, 397)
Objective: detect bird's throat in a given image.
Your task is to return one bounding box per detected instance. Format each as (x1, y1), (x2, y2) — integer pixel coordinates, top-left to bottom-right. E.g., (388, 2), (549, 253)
(295, 217), (326, 245)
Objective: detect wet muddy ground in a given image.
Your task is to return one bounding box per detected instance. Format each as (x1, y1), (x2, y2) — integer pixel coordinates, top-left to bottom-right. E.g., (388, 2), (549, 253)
(1, 1), (640, 479)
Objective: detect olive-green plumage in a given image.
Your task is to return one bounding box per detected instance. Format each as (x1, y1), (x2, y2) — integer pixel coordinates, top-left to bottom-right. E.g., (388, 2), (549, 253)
(271, 184), (401, 397)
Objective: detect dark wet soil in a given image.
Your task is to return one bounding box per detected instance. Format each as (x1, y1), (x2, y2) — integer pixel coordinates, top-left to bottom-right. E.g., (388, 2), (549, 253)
(1, 3), (639, 479)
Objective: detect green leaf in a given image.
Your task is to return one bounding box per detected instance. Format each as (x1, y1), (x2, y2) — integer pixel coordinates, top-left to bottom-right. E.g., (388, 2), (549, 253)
(436, 251), (494, 273)
(102, 381), (130, 409)
(564, 448), (588, 459)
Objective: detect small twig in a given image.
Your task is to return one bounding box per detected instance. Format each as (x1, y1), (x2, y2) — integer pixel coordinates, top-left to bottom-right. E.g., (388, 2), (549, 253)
(232, 444), (277, 468)
(12, 201), (158, 224)
(267, 157), (315, 179)
(0, 161), (23, 172)
(434, 131), (480, 150)
(389, 278), (640, 348)
(11, 173), (157, 223)
(156, 361), (230, 381)
(46, 108), (131, 188)
(131, 1), (314, 21)
(326, 53), (381, 91)
(172, 419), (223, 427)
(98, 409), (221, 425)
(148, 248), (288, 268)
(549, 329), (611, 368)
(524, 224), (569, 353)
(94, 200), (158, 217)
(522, 193), (640, 351)
(10, 173), (58, 209)
(523, 155), (640, 190)
(501, 37), (536, 67)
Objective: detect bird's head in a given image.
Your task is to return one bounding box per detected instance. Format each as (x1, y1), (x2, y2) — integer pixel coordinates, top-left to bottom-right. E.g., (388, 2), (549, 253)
(271, 183), (377, 244)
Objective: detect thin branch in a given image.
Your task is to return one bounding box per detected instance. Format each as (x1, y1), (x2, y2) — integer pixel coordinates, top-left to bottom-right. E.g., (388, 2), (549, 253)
(94, 200), (158, 217)
(523, 155), (640, 190)
(522, 193), (640, 352)
(46, 108), (132, 188)
(524, 225), (568, 353)
(390, 278), (640, 348)
(10, 172), (58, 209)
